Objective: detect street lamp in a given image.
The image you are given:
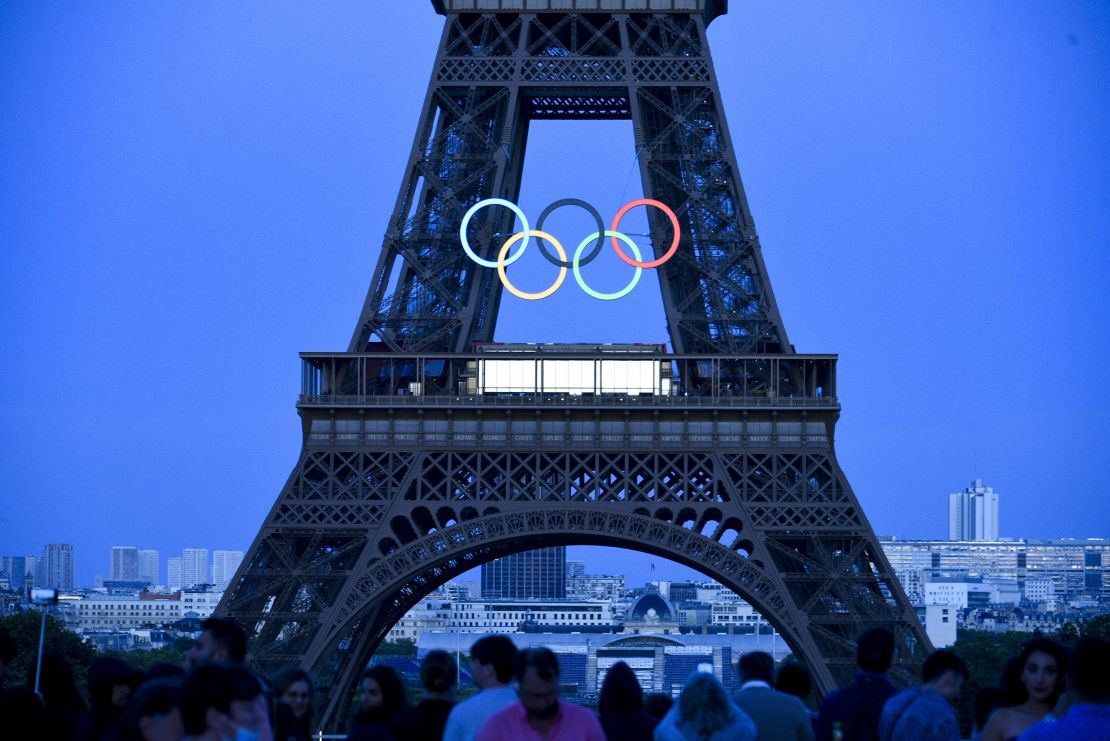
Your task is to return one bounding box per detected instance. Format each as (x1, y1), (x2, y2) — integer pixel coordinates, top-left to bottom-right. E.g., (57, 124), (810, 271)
(30, 587), (59, 700)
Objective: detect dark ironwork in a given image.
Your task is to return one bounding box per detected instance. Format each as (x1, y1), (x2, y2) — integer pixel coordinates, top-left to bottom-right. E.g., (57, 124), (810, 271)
(220, 1), (929, 730)
(348, 2), (788, 355)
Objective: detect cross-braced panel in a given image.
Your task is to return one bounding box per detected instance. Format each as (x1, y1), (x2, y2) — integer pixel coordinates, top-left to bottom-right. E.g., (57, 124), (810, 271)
(632, 83), (790, 354)
(352, 83), (518, 353)
(633, 58), (709, 82)
(443, 13), (523, 57)
(521, 58), (626, 82)
(626, 13), (703, 57)
(437, 57), (516, 82)
(525, 13), (622, 57)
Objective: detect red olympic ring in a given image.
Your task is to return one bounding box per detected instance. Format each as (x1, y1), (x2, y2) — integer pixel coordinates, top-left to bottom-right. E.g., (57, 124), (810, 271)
(609, 198), (681, 269)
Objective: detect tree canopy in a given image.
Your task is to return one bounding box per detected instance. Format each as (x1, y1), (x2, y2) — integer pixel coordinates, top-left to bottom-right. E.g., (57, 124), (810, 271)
(0, 610), (98, 696)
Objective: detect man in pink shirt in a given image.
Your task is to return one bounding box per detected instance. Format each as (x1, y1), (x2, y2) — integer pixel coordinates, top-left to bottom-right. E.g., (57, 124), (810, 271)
(477, 647), (605, 741)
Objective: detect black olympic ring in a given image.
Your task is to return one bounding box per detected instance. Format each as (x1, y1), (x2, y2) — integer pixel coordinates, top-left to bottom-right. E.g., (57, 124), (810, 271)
(533, 198), (606, 269)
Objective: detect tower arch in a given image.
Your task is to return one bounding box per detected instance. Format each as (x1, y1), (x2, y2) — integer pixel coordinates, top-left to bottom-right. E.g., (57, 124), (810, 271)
(295, 509), (805, 726)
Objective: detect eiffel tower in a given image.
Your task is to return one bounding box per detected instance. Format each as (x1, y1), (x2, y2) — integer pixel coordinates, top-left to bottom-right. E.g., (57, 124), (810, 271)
(220, 1), (929, 730)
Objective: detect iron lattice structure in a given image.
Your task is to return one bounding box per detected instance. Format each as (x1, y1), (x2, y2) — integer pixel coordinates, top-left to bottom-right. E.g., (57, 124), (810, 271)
(220, 1), (930, 730)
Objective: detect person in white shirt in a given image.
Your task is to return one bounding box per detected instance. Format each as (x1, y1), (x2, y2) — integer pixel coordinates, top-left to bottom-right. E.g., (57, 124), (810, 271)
(443, 635), (519, 741)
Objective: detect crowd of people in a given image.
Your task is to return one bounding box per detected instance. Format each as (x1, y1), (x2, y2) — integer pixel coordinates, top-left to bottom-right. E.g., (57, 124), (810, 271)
(0, 618), (1107, 740)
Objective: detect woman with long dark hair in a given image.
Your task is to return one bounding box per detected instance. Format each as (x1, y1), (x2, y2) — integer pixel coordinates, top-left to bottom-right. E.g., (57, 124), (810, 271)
(273, 666), (314, 741)
(72, 656), (140, 740)
(598, 661), (657, 741)
(981, 639), (1067, 741)
(348, 664), (409, 741)
(394, 650), (457, 741)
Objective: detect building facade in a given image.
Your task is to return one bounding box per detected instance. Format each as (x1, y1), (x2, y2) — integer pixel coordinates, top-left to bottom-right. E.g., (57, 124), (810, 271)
(710, 597), (768, 629)
(451, 598), (611, 632)
(25, 556), (40, 588)
(894, 568), (926, 604)
(949, 479), (1000, 541)
(42, 543), (75, 590)
(925, 603), (957, 648)
(181, 585), (224, 619)
(181, 548), (209, 589)
(71, 592), (182, 631)
(923, 578), (1019, 609)
(481, 547), (566, 600)
(110, 547), (140, 581)
(167, 557), (183, 590)
(139, 549), (159, 586)
(212, 550), (243, 587)
(386, 592), (614, 641)
(881, 538), (1110, 602)
(1025, 578), (1057, 608)
(0, 556), (28, 592)
(566, 574), (626, 603)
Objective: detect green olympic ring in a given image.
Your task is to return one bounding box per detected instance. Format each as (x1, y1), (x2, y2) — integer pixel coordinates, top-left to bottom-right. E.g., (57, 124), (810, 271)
(573, 231), (643, 301)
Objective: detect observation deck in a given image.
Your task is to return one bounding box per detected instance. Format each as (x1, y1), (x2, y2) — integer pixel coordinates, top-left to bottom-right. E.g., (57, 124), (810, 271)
(298, 346), (838, 452)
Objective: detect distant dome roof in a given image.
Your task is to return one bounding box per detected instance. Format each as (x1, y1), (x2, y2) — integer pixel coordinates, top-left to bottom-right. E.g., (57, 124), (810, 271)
(628, 593), (675, 622)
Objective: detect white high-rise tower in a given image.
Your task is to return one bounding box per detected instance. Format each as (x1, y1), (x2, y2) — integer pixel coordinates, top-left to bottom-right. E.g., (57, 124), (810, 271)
(948, 479), (1000, 541)
(168, 557), (184, 590)
(110, 546), (140, 580)
(139, 549), (160, 585)
(212, 550), (243, 587)
(182, 548), (209, 588)
(43, 544), (75, 589)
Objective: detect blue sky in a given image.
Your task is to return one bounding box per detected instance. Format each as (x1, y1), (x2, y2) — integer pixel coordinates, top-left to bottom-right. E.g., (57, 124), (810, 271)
(1, 3), (1108, 586)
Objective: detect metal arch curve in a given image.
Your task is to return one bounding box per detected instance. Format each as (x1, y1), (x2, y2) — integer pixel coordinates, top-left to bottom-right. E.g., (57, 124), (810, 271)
(301, 507), (814, 731)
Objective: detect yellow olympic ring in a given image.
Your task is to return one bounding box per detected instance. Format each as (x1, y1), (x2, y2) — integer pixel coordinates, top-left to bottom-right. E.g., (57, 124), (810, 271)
(497, 230), (567, 301)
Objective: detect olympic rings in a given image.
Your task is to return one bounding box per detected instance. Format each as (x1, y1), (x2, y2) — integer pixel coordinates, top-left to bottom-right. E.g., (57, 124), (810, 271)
(461, 198), (530, 268)
(498, 230), (567, 300)
(609, 198), (681, 269)
(574, 231), (643, 301)
(457, 197), (681, 301)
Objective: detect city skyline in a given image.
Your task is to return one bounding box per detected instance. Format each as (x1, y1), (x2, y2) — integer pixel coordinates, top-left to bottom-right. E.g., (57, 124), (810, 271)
(50, 544), (244, 587)
(7, 530), (1110, 593)
(2, 4), (1107, 585)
